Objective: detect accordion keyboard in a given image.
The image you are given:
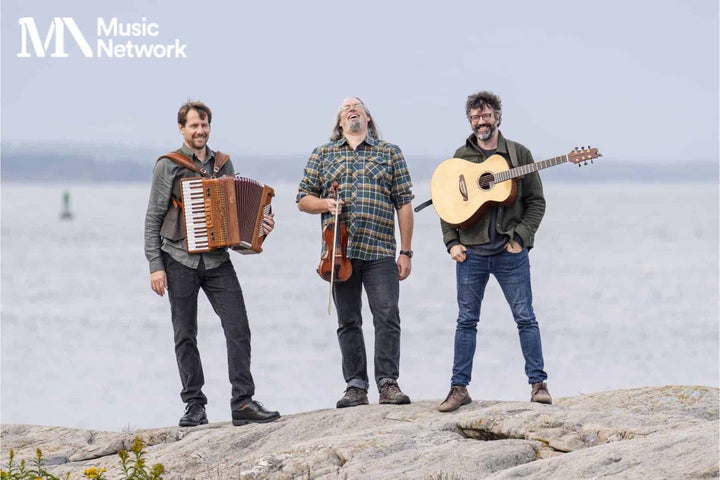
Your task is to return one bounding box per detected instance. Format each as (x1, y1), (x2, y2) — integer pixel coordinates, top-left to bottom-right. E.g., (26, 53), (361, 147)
(181, 178), (211, 252)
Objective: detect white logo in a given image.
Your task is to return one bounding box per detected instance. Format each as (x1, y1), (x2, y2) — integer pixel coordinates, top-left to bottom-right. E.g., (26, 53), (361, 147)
(17, 17), (93, 58)
(17, 17), (188, 59)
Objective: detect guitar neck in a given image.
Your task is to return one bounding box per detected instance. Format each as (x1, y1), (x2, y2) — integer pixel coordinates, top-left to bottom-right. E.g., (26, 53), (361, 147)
(494, 155), (569, 182)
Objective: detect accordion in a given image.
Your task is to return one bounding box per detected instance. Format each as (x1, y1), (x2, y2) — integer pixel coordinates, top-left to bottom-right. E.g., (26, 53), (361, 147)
(180, 175), (275, 254)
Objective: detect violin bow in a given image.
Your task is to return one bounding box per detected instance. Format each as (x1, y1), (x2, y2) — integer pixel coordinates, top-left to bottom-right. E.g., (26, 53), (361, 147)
(328, 184), (340, 315)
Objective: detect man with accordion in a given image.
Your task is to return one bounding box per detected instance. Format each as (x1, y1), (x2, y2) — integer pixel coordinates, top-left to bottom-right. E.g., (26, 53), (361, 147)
(144, 100), (280, 427)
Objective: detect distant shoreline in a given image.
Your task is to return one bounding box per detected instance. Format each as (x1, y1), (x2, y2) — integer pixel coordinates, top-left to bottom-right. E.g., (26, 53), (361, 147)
(2, 152), (717, 184)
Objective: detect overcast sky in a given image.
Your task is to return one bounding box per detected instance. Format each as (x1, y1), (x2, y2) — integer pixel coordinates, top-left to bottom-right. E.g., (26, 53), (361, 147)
(2, 0), (718, 165)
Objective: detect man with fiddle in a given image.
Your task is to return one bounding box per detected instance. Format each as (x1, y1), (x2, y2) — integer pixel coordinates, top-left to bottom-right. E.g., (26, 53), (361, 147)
(297, 97), (415, 408)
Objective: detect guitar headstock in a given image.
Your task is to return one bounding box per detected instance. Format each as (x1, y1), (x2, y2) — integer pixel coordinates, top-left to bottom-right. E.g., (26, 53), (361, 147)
(567, 146), (602, 166)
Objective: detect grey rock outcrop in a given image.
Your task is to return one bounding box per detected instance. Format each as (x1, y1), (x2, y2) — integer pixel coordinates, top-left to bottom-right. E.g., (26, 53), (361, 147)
(2, 385), (718, 479)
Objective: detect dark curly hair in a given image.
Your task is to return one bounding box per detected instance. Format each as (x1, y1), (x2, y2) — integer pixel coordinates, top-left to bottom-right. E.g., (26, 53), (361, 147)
(465, 91), (502, 126)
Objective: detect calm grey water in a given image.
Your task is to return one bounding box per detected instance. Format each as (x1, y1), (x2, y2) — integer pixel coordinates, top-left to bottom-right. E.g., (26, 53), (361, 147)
(1, 180), (718, 431)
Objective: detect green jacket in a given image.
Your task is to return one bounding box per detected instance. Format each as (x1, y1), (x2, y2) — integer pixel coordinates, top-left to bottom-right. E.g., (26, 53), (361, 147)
(441, 132), (546, 250)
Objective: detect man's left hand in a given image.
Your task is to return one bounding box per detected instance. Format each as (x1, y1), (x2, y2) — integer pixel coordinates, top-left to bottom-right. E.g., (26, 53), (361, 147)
(262, 212), (275, 235)
(505, 239), (522, 253)
(397, 254), (411, 281)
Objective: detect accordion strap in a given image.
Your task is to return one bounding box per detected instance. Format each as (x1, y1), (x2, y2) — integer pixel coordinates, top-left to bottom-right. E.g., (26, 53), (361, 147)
(159, 151), (231, 178)
(159, 150), (231, 210)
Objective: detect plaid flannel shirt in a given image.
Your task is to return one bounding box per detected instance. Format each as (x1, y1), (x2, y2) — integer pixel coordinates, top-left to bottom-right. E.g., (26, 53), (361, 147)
(297, 135), (414, 261)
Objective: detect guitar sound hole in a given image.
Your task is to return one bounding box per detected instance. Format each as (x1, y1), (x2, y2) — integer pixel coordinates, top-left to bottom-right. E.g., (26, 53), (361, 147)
(478, 173), (495, 191)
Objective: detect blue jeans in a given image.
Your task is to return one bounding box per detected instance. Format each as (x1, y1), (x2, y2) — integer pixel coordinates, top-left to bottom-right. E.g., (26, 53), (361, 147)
(163, 252), (254, 411)
(333, 257), (402, 391)
(451, 248), (547, 386)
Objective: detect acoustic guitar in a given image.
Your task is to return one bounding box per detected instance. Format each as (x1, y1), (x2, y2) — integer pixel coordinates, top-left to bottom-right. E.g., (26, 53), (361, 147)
(430, 147), (601, 228)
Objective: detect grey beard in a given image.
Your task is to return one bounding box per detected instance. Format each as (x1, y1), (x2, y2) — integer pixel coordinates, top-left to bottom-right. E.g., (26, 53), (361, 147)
(475, 125), (495, 141)
(348, 121), (362, 134)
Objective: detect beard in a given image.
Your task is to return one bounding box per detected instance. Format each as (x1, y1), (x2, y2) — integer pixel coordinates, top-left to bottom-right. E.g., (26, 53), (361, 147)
(348, 121), (362, 134)
(474, 123), (496, 141)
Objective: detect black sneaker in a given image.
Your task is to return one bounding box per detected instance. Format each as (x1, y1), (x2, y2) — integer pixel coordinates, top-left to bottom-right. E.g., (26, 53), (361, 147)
(179, 403), (208, 427)
(336, 387), (369, 408)
(232, 400), (280, 426)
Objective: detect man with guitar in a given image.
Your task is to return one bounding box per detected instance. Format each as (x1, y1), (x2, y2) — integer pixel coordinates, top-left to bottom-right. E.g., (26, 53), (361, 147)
(437, 91), (552, 412)
(297, 97), (415, 409)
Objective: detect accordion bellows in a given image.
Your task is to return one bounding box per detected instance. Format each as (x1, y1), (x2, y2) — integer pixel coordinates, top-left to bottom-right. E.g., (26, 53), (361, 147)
(180, 175), (275, 254)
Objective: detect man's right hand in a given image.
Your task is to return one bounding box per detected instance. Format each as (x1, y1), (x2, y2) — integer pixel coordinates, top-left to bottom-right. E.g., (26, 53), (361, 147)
(150, 271), (168, 296)
(450, 244), (467, 263)
(324, 198), (344, 215)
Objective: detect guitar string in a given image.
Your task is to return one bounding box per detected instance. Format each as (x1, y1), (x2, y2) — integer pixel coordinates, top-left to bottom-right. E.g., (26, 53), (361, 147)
(477, 154), (589, 187)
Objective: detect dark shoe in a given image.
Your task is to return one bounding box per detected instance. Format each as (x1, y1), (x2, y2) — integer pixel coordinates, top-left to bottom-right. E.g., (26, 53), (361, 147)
(531, 382), (552, 405)
(179, 403), (208, 427)
(336, 387), (369, 408)
(232, 400), (280, 426)
(437, 385), (471, 412)
(379, 380), (411, 405)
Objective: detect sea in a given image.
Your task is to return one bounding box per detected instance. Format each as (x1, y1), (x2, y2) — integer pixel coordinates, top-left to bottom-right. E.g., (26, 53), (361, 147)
(1, 179), (718, 432)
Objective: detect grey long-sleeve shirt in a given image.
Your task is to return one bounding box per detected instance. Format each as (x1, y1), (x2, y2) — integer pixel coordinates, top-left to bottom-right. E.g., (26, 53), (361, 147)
(144, 144), (234, 273)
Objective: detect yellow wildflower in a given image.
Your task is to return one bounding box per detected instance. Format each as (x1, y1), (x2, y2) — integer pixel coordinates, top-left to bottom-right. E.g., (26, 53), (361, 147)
(130, 437), (144, 454)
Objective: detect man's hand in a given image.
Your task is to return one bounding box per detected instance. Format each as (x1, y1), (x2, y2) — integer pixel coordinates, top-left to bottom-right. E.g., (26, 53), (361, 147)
(297, 195), (344, 215)
(397, 255), (412, 281)
(325, 198), (344, 215)
(261, 212), (276, 235)
(450, 244), (467, 263)
(505, 239), (522, 253)
(150, 270), (168, 296)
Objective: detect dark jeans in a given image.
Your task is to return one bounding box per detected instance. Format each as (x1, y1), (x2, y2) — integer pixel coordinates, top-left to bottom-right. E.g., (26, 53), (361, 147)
(163, 252), (254, 411)
(452, 248), (547, 386)
(333, 257), (402, 391)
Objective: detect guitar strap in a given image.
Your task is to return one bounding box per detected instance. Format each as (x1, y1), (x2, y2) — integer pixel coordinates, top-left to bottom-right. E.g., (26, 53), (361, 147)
(505, 139), (519, 168)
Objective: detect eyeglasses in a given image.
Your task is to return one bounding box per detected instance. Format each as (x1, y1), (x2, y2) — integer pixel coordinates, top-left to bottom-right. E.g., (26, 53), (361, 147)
(469, 113), (493, 122)
(341, 103), (365, 112)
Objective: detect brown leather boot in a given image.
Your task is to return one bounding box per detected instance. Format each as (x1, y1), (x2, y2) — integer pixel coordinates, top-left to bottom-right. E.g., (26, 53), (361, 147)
(437, 385), (472, 412)
(336, 387), (369, 408)
(379, 380), (411, 405)
(531, 382), (552, 404)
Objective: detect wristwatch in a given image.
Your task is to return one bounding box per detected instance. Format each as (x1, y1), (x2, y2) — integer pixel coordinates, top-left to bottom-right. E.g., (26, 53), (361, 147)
(399, 250), (413, 258)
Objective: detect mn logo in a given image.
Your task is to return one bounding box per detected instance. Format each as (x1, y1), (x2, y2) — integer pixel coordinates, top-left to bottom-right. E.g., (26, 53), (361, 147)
(17, 17), (93, 58)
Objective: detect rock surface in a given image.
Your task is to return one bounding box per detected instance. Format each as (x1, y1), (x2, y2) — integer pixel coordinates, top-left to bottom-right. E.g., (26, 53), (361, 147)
(1, 385), (718, 479)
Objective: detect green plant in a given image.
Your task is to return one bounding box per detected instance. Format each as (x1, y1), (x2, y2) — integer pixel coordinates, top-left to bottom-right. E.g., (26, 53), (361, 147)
(1, 437), (164, 480)
(116, 438), (164, 480)
(0, 448), (70, 479)
(82, 467), (106, 479)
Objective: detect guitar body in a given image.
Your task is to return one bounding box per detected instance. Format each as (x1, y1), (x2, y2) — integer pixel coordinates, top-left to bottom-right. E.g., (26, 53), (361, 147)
(430, 155), (516, 228)
(428, 146), (601, 227)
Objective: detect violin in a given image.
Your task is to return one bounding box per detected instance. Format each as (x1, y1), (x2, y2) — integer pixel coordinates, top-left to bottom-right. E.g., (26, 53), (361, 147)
(317, 182), (352, 283)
